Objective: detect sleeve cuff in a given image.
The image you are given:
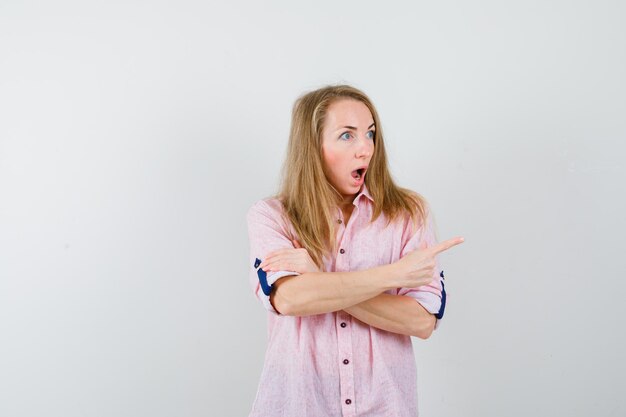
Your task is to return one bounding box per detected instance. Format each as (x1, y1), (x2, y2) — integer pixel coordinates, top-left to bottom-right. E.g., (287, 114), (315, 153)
(405, 284), (447, 331)
(409, 291), (441, 314)
(256, 268), (301, 314)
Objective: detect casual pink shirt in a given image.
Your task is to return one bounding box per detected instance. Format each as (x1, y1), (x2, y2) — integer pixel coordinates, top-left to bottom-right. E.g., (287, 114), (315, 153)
(246, 184), (445, 417)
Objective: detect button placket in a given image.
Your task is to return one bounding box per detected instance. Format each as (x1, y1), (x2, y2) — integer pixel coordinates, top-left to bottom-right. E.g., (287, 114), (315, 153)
(337, 313), (356, 416)
(335, 206), (357, 273)
(335, 207), (356, 415)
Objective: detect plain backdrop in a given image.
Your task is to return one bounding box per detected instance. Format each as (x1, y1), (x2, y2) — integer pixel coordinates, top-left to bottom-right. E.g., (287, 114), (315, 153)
(1, 1), (625, 416)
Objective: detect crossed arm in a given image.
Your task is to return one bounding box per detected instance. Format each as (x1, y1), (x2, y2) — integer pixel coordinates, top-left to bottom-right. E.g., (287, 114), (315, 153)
(261, 238), (461, 339)
(262, 244), (442, 339)
(268, 269), (436, 338)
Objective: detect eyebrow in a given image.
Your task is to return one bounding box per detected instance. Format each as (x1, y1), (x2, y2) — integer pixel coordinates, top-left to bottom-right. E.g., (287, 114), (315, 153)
(336, 122), (376, 131)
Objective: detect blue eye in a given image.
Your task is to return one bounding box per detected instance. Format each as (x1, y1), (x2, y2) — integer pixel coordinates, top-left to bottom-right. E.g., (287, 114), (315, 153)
(340, 132), (352, 140)
(366, 130), (375, 140)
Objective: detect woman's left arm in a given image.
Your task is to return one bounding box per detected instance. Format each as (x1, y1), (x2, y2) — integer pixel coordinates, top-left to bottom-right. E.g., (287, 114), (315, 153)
(343, 294), (436, 339)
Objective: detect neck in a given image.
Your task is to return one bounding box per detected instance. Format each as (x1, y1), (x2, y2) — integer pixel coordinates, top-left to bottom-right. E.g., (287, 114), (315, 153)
(340, 195), (355, 211)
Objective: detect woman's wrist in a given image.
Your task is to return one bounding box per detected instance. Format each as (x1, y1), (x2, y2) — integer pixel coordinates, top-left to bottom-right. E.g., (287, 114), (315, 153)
(372, 263), (406, 291)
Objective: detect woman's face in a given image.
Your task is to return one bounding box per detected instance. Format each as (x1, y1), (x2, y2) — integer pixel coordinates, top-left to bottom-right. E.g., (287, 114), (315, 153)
(320, 98), (375, 202)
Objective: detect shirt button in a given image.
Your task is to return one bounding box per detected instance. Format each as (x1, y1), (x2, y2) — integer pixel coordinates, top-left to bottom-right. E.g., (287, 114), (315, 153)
(340, 322), (347, 328)
(337, 219), (342, 224)
(343, 359), (349, 365)
(339, 248), (345, 254)
(345, 399), (352, 405)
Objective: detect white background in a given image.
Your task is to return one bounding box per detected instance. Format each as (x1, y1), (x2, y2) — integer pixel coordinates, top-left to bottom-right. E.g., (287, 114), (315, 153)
(1, 1), (625, 416)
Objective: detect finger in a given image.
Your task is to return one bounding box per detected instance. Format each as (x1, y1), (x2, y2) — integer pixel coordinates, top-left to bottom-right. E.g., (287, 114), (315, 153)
(261, 248), (297, 266)
(260, 255), (279, 269)
(266, 261), (296, 272)
(266, 253), (312, 272)
(263, 259), (283, 271)
(418, 240), (428, 251)
(260, 255), (283, 269)
(430, 236), (465, 255)
(265, 263), (281, 272)
(261, 251), (300, 269)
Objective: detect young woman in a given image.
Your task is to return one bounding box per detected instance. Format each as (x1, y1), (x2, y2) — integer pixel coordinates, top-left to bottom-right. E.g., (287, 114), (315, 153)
(246, 84), (463, 416)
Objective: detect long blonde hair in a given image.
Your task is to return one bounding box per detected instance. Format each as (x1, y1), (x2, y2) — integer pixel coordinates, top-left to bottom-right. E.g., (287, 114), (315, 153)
(277, 84), (427, 268)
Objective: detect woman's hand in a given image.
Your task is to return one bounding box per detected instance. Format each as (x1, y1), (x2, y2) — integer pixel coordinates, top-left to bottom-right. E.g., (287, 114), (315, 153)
(393, 236), (464, 288)
(258, 240), (322, 274)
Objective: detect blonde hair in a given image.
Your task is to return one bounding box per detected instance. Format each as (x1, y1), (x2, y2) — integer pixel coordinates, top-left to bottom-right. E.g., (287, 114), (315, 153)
(277, 84), (427, 268)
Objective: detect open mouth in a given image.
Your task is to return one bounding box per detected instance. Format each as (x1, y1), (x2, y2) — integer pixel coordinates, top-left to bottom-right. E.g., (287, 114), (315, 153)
(351, 168), (366, 180)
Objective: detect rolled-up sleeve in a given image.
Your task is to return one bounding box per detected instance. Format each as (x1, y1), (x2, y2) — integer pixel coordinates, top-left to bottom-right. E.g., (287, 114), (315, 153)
(397, 211), (447, 329)
(246, 200), (300, 314)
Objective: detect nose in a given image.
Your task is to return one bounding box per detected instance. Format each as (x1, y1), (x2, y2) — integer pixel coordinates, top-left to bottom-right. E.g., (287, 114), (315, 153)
(355, 135), (373, 159)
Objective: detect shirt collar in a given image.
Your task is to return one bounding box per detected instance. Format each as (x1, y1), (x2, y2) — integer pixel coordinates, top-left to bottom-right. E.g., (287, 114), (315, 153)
(352, 183), (374, 205)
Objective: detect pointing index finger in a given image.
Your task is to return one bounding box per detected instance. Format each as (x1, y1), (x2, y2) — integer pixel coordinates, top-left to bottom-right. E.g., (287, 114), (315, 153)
(429, 236), (465, 255)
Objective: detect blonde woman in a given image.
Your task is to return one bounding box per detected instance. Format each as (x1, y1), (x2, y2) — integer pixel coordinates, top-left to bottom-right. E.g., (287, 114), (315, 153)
(246, 84), (464, 416)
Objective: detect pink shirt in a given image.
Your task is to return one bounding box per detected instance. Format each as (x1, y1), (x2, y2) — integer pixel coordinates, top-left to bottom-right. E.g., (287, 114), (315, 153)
(246, 184), (445, 417)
